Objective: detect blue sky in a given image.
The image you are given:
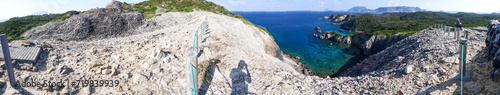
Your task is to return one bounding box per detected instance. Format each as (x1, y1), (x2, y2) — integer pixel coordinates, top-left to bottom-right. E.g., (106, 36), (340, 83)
(1, 0), (499, 20)
(210, 0), (500, 12)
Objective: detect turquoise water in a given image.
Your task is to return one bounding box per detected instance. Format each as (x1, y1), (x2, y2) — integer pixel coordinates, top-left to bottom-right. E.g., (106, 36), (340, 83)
(234, 11), (359, 76)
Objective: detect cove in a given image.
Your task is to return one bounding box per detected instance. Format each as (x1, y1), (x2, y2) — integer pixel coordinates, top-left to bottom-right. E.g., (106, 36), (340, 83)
(234, 11), (361, 76)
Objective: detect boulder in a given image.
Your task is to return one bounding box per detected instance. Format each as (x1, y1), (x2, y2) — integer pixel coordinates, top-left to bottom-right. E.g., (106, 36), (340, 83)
(486, 20), (500, 79)
(315, 27), (321, 33)
(404, 65), (413, 74)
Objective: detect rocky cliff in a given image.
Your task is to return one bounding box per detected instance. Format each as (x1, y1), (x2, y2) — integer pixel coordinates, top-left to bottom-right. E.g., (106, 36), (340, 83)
(313, 29), (406, 56)
(362, 33), (407, 55)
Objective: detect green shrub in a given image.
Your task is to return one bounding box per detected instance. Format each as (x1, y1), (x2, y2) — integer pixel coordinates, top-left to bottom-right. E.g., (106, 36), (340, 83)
(327, 31), (342, 36)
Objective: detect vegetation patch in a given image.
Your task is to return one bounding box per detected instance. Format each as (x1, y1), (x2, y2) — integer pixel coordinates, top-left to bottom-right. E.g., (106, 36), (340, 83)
(132, 0), (273, 39)
(0, 11), (79, 41)
(327, 31), (342, 36)
(132, 0), (234, 19)
(342, 11), (500, 37)
(234, 14), (273, 39)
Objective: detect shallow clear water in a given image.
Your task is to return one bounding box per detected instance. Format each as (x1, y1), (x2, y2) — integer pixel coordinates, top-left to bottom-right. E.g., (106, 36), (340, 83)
(234, 11), (359, 76)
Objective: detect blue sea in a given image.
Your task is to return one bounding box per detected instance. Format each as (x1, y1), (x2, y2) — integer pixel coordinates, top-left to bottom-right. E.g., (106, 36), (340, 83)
(233, 11), (361, 76)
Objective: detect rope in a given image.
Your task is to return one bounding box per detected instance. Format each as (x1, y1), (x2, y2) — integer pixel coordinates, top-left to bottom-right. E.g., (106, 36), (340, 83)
(460, 44), (464, 95)
(191, 64), (196, 95)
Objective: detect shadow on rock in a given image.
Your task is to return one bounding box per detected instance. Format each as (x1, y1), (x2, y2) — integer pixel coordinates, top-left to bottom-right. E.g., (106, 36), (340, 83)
(230, 60), (251, 95)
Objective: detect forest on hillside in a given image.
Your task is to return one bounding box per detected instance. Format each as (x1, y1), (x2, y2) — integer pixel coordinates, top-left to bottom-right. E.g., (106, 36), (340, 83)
(339, 11), (500, 36)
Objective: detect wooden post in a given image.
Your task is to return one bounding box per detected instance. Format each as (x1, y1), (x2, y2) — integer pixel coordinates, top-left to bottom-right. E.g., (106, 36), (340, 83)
(185, 51), (198, 95)
(0, 34), (16, 87)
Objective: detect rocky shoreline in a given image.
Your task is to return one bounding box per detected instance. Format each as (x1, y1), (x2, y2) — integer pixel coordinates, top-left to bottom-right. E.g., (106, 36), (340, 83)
(311, 17), (409, 77)
(312, 26), (407, 56)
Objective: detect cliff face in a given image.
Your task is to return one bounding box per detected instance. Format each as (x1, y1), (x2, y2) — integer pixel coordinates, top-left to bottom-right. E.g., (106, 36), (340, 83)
(314, 31), (407, 56)
(362, 33), (407, 55)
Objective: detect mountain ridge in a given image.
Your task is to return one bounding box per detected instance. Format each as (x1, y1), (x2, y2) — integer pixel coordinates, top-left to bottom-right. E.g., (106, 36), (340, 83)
(346, 6), (426, 13)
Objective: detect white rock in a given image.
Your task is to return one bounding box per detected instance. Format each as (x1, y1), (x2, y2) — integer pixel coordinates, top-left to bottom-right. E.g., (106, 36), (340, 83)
(438, 68), (447, 75)
(153, 68), (162, 74)
(405, 65), (414, 74)
(417, 73), (423, 78)
(441, 57), (457, 64)
(102, 69), (112, 75)
(132, 73), (148, 84)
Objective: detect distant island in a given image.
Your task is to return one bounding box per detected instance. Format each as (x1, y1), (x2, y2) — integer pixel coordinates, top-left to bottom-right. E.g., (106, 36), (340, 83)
(346, 6), (426, 13)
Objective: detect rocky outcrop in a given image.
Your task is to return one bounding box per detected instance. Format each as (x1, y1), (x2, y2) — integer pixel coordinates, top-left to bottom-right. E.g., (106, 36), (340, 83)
(313, 30), (406, 56)
(328, 34), (351, 44)
(22, 1), (144, 41)
(362, 33), (407, 55)
(313, 33), (352, 44)
(349, 34), (371, 48)
(485, 20), (500, 80)
(331, 15), (349, 22)
(314, 27), (321, 33)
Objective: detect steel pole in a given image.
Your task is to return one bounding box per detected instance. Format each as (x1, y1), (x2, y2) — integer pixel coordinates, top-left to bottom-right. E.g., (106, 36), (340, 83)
(0, 34), (16, 87)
